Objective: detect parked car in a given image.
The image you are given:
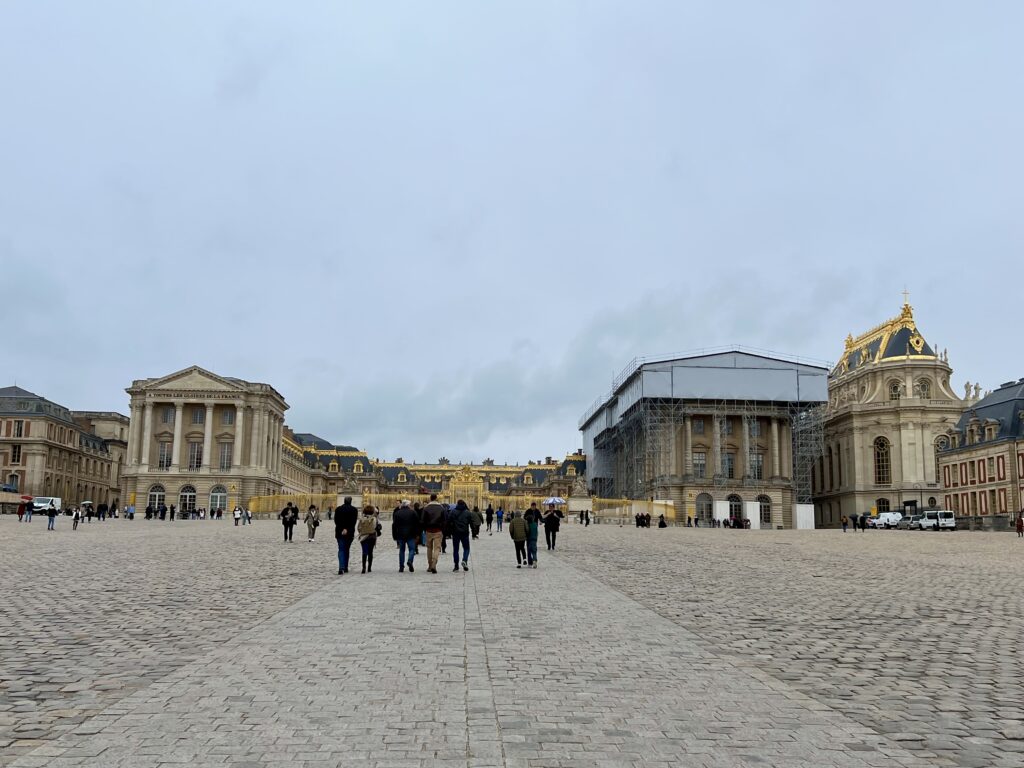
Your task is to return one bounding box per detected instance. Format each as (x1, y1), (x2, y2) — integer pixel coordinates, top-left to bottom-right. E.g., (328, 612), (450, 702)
(875, 512), (904, 529)
(920, 510), (957, 531)
(0, 483), (18, 493)
(902, 514), (924, 530)
(31, 496), (62, 512)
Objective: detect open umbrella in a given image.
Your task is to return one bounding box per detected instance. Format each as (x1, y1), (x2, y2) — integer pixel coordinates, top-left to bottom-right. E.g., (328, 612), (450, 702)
(542, 497), (566, 505)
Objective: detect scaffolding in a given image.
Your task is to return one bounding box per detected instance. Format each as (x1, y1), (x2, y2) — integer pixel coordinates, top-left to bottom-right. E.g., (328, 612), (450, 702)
(582, 351), (829, 521)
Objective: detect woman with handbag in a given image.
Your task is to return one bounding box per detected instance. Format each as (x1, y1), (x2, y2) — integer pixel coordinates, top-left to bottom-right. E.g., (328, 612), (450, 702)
(304, 504), (320, 542)
(357, 506), (381, 573)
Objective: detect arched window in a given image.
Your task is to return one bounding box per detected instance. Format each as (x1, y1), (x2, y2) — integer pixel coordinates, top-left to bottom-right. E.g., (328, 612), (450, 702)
(696, 493), (713, 523)
(917, 378), (932, 399)
(353, 461), (363, 474)
(888, 381), (903, 401)
(874, 437), (891, 485)
(758, 494), (772, 525)
(727, 494), (743, 518)
(6, 474), (18, 491)
(209, 485), (227, 511)
(179, 484), (197, 513)
(933, 436), (948, 484)
(147, 484), (165, 509)
(876, 497), (890, 513)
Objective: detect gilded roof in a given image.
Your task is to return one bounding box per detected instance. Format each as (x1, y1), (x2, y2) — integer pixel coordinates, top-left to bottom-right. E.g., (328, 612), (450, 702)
(832, 302), (935, 377)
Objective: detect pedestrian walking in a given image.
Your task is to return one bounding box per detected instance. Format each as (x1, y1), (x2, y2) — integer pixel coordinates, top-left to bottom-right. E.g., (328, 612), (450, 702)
(524, 507), (540, 568)
(244, 508), (252, 525)
(485, 505), (494, 534)
(508, 511), (528, 568)
(859, 514), (867, 532)
(1016, 512), (1023, 538)
(496, 506), (504, 532)
(24, 502), (33, 522)
(541, 503), (562, 550)
(72, 507), (80, 530)
(470, 505), (483, 539)
(233, 507), (242, 526)
(279, 502), (297, 542)
(357, 506), (380, 574)
(85, 505), (94, 523)
(46, 503), (58, 530)
(304, 504), (320, 542)
(392, 499), (420, 572)
(334, 496), (359, 574)
(585, 510), (590, 527)
(841, 514), (848, 533)
(420, 494), (447, 574)
(658, 514), (667, 528)
(17, 502), (25, 522)
(168, 504), (176, 521)
(449, 499), (472, 572)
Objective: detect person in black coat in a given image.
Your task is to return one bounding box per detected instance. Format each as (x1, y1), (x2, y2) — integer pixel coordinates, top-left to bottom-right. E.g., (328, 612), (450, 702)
(392, 500), (420, 573)
(334, 497), (359, 575)
(542, 504), (564, 550)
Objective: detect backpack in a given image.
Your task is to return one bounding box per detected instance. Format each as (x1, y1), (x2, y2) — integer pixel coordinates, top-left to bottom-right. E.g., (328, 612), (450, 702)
(357, 515), (377, 537)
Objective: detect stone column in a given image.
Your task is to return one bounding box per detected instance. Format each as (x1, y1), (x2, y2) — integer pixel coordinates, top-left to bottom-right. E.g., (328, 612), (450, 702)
(684, 416), (693, 477)
(233, 403), (245, 469)
(742, 417), (751, 479)
(249, 406), (260, 466)
(140, 403), (154, 468)
(713, 416), (723, 476)
(170, 402), (184, 471)
(202, 403), (214, 470)
(771, 418), (781, 478)
(127, 404), (140, 466)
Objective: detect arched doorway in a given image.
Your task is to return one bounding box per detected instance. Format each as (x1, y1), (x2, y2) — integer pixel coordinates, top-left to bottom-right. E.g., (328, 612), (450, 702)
(209, 485), (227, 511)
(147, 484), (165, 509)
(696, 493), (713, 525)
(179, 485), (197, 513)
(758, 494), (772, 526)
(727, 494), (743, 521)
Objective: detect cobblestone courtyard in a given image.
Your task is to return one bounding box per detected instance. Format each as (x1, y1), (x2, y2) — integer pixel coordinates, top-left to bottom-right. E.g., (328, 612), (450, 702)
(2, 517), (1023, 767)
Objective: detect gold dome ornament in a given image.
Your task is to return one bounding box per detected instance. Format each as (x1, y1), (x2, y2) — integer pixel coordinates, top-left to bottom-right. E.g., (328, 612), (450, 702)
(909, 333), (925, 353)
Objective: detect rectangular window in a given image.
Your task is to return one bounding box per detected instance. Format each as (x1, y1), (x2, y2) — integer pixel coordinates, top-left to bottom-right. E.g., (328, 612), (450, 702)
(13, 420), (23, 437)
(187, 441), (203, 470)
(723, 419), (733, 436)
(969, 462), (976, 482)
(987, 457), (995, 480)
(192, 408), (205, 425)
(158, 442), (173, 469)
(750, 420), (761, 437)
(219, 443), (233, 470)
(222, 409), (235, 426)
(162, 406), (174, 424)
(724, 453), (735, 479)
(751, 453), (764, 480)
(11, 445), (21, 464)
(692, 418), (705, 435)
(693, 451), (706, 478)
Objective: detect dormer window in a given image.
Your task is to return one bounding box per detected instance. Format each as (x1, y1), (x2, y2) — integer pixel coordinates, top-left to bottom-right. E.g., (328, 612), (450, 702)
(353, 461), (363, 474)
(398, 472), (407, 483)
(524, 474), (533, 485)
(567, 465), (576, 477)
(328, 461), (338, 473)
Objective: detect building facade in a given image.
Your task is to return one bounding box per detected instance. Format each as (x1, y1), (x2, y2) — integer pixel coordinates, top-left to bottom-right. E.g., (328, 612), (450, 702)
(937, 378), (1024, 528)
(121, 366), (583, 514)
(121, 367), (289, 513)
(0, 386), (124, 506)
(580, 350), (828, 528)
(813, 301), (972, 526)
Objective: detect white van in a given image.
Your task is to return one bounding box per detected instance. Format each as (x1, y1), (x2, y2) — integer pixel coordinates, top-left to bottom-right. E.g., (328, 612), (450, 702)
(920, 510), (956, 531)
(31, 496), (62, 512)
(875, 512), (903, 529)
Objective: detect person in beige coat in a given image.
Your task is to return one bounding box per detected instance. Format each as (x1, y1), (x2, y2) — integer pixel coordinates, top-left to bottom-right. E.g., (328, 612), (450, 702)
(304, 505), (321, 542)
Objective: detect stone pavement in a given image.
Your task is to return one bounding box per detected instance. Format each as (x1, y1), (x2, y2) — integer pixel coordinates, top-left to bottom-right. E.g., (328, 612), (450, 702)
(0, 517), (1015, 766)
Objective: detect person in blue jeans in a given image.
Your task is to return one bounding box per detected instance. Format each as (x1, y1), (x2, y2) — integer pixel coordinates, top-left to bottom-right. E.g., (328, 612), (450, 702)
(392, 499), (420, 573)
(449, 499), (472, 572)
(46, 504), (57, 530)
(333, 497), (359, 575)
(524, 507), (540, 568)
(496, 506), (504, 532)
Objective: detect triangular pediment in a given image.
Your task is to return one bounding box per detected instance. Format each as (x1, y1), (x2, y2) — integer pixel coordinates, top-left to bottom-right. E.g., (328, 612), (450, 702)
(146, 366), (246, 393)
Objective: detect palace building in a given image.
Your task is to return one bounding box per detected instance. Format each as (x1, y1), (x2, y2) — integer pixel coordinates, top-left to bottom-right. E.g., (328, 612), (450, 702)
(0, 386), (126, 505)
(813, 300), (972, 525)
(121, 366), (584, 514)
(937, 378), (1024, 527)
(580, 349), (829, 529)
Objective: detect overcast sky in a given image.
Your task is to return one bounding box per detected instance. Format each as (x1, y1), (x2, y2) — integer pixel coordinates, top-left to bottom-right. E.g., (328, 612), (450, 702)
(2, 2), (1020, 464)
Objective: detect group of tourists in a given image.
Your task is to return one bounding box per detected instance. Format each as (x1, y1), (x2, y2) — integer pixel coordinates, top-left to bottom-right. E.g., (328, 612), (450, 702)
(840, 514), (870, 532)
(306, 495), (567, 576)
(15, 500), (125, 529)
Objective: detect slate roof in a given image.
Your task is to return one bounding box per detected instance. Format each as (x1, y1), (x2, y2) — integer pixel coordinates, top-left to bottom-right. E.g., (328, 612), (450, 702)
(951, 379), (1024, 444)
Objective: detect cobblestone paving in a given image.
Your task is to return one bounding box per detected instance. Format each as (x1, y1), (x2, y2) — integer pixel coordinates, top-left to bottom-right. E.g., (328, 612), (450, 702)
(555, 524), (1024, 767)
(1, 516), (1012, 766)
(0, 516), (333, 765)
